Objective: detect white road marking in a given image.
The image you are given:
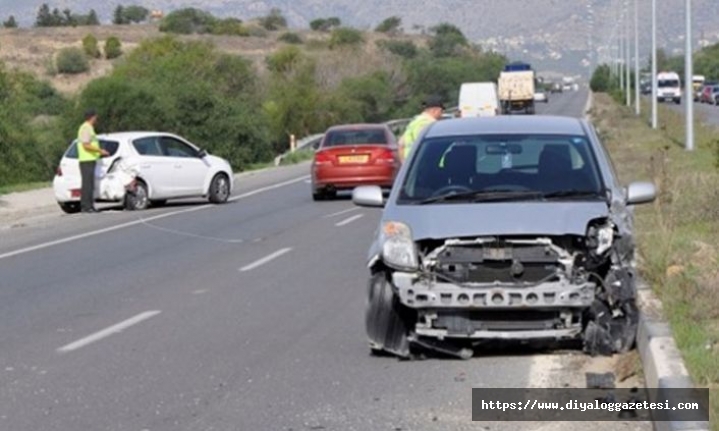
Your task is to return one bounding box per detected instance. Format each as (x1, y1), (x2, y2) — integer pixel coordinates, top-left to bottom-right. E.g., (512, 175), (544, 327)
(323, 207), (359, 218)
(239, 247), (292, 272)
(335, 214), (364, 227)
(57, 310), (161, 353)
(0, 175), (309, 261)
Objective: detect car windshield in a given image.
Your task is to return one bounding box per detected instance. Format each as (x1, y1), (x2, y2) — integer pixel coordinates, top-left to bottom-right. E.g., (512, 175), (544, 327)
(322, 129), (388, 147)
(397, 133), (605, 204)
(658, 79), (679, 88)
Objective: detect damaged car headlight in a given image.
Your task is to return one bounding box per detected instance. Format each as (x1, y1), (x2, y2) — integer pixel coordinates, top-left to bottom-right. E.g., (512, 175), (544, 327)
(380, 221), (419, 270)
(587, 223), (614, 255)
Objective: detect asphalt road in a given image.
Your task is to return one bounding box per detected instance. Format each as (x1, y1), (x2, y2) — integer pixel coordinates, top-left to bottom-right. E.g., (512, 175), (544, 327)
(652, 96), (719, 128)
(0, 87), (650, 431)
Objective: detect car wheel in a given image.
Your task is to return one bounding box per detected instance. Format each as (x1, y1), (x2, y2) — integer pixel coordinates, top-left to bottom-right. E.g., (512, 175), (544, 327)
(365, 272), (412, 358)
(208, 173), (230, 204)
(125, 180), (149, 211)
(312, 189), (325, 201)
(58, 202), (81, 214)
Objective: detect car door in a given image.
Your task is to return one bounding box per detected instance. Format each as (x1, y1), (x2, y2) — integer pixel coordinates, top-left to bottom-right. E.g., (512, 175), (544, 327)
(158, 136), (209, 197)
(131, 136), (177, 197)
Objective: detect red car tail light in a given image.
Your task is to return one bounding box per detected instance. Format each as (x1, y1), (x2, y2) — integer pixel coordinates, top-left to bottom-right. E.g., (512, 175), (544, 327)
(376, 148), (396, 163)
(314, 151), (332, 165)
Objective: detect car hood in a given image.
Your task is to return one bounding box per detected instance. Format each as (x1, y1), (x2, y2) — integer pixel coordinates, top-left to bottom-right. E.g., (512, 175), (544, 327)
(384, 201), (610, 240)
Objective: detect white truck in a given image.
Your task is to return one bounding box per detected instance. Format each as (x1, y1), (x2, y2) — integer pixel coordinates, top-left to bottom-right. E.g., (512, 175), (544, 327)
(656, 71), (681, 104)
(497, 62), (536, 115)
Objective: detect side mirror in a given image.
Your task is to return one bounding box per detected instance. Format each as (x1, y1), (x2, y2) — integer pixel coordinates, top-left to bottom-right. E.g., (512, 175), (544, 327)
(198, 149), (207, 158)
(352, 185), (385, 208)
(626, 181), (656, 205)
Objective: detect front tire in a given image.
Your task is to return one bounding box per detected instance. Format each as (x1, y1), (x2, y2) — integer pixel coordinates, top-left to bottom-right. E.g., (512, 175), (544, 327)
(208, 173), (230, 204)
(58, 202), (81, 214)
(124, 180), (149, 211)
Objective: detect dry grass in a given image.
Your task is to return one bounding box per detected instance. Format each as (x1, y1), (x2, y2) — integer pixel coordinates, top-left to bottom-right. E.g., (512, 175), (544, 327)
(590, 93), (719, 428)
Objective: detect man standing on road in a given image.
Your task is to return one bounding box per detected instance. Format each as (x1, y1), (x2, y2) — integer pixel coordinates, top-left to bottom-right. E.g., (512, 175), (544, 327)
(77, 109), (108, 213)
(398, 95), (445, 162)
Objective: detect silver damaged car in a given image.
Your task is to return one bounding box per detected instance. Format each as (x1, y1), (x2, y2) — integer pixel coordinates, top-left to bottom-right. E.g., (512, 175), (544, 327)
(353, 115), (656, 359)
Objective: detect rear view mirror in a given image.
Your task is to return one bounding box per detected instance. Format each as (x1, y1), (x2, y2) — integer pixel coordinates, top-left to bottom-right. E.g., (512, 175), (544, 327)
(486, 143), (522, 155)
(198, 149), (207, 158)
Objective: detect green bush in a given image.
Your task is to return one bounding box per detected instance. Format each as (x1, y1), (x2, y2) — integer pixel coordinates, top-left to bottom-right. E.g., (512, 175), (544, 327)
(590, 64), (612, 92)
(375, 16), (401, 34)
(159, 8), (216, 34)
(210, 18), (249, 36)
(329, 27), (363, 49)
(309, 17), (340, 32)
(56, 47), (89, 74)
(376, 40), (417, 59)
(266, 46), (304, 74)
(104, 36), (123, 59)
(82, 34), (101, 58)
(278, 32), (303, 44)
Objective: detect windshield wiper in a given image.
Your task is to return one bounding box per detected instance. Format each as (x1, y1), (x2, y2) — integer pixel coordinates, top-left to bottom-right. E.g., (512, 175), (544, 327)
(541, 189), (604, 200)
(417, 189), (543, 205)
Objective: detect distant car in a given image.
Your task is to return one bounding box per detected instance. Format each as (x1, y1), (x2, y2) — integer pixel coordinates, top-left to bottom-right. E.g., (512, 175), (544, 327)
(458, 82), (500, 117)
(657, 71), (682, 104)
(699, 84), (719, 104)
(53, 132), (233, 213)
(533, 90), (549, 103)
(549, 83), (562, 93)
(352, 115), (656, 359)
(310, 124), (400, 201)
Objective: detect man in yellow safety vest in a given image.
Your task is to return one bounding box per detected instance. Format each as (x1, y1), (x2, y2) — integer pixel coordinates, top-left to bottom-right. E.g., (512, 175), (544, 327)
(77, 109), (109, 213)
(398, 95), (445, 163)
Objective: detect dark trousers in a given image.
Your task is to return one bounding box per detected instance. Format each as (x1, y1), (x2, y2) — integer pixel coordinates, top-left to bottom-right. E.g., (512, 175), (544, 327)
(79, 160), (96, 211)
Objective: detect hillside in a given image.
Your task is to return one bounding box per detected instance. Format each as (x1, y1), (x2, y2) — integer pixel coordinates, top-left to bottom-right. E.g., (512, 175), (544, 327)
(0, 23), (426, 95)
(1, 0), (719, 75)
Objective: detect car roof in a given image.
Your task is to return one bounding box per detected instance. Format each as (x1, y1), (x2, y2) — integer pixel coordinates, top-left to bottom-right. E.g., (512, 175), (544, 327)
(95, 131), (180, 141)
(325, 123), (389, 132)
(423, 115), (587, 138)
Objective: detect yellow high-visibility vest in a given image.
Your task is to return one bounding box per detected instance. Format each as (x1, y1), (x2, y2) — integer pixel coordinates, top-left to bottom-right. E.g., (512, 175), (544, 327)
(77, 121), (100, 162)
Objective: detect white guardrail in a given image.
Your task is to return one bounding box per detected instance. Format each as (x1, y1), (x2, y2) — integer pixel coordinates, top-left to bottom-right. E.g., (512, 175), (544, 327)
(273, 107), (459, 165)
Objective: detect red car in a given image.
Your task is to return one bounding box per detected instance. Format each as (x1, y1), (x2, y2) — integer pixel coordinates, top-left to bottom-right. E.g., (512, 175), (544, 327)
(311, 124), (400, 200)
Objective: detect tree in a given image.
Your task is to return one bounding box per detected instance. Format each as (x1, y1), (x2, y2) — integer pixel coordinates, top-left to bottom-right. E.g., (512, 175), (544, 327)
(590, 64), (612, 92)
(375, 16), (401, 34)
(124, 5), (150, 23)
(113, 5), (126, 24)
(278, 32), (303, 44)
(376, 40), (417, 59)
(3, 16), (18, 28)
(62, 8), (75, 26)
(86, 9), (100, 25)
(159, 8), (217, 34)
(260, 8), (287, 31)
(104, 36), (123, 59)
(428, 22), (469, 57)
(35, 3), (52, 27)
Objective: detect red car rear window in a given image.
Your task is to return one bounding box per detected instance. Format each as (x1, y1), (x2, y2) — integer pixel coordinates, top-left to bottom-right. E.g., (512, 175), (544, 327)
(323, 129), (388, 147)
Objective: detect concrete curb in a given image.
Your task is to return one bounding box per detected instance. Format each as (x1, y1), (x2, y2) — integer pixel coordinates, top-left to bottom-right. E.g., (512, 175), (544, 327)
(636, 280), (710, 431)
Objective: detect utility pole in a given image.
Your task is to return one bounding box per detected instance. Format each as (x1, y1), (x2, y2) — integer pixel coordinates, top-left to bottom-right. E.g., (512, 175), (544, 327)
(619, 11), (624, 91)
(685, 0), (694, 151)
(625, 0), (631, 107)
(651, 0), (658, 128)
(634, 0), (640, 115)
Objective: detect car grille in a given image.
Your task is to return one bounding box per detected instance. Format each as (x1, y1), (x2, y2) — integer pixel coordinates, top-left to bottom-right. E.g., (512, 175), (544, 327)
(433, 310), (564, 333)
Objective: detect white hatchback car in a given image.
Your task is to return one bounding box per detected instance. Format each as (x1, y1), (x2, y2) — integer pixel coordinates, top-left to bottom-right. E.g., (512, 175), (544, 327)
(53, 132), (234, 213)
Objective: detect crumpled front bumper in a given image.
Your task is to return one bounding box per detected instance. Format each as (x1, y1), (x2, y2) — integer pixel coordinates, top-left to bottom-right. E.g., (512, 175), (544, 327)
(391, 272), (596, 340)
